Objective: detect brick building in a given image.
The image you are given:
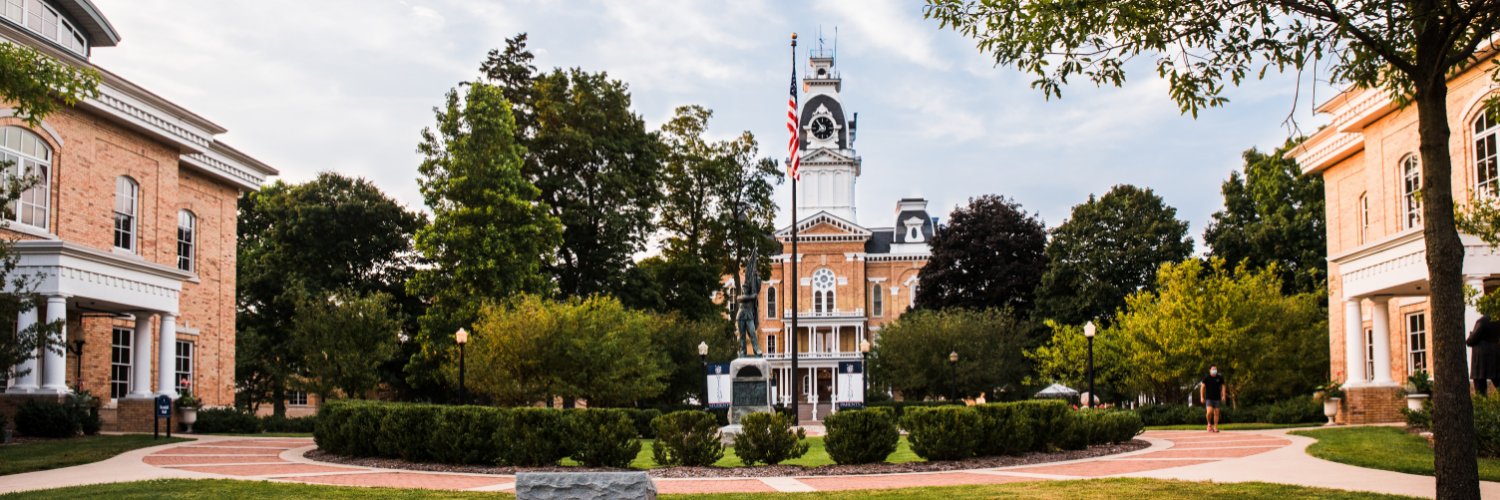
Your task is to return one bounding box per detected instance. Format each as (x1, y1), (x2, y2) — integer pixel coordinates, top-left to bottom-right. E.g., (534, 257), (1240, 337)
(1291, 51), (1499, 423)
(753, 50), (931, 421)
(0, 0), (276, 431)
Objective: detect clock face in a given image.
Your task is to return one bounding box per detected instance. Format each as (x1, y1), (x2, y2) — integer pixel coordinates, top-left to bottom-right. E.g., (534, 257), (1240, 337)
(811, 116), (836, 140)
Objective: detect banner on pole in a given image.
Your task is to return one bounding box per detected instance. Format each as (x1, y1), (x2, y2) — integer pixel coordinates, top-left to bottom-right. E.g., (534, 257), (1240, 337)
(835, 361), (864, 409)
(706, 363), (731, 408)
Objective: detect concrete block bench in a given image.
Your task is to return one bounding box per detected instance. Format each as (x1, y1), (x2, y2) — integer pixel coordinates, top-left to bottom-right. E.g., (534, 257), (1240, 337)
(515, 471), (656, 500)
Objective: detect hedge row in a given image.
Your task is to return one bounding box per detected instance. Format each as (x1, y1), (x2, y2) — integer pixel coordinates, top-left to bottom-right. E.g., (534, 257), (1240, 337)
(14, 394), (101, 438)
(318, 401), (672, 467)
(1132, 398), (1322, 426)
(193, 408), (318, 434)
(897, 400), (1142, 462)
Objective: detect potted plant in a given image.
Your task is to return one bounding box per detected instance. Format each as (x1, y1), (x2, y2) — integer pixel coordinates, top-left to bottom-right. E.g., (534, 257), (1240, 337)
(1316, 378), (1345, 426)
(1404, 371), (1432, 412)
(176, 378), (201, 433)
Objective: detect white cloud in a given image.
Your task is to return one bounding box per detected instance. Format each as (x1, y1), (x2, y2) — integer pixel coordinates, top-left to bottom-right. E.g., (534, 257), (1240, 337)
(814, 0), (948, 70)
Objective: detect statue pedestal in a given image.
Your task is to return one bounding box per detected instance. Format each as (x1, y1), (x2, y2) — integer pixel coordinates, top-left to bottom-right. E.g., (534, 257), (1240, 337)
(727, 358), (771, 425)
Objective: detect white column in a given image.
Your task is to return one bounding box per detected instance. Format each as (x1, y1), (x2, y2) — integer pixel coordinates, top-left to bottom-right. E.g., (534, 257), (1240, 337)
(1344, 298), (1366, 386)
(7, 305), (39, 393)
(39, 296), (68, 394)
(156, 314), (177, 397)
(129, 313), (154, 397)
(1370, 296), (1395, 385)
(1465, 276), (1486, 374)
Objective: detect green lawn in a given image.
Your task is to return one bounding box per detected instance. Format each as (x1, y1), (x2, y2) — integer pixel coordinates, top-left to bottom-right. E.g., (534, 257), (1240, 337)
(0, 478), (1415, 499)
(1147, 423), (1324, 431)
(1292, 426), (1500, 481)
(559, 436), (923, 469)
(0, 435), (190, 476)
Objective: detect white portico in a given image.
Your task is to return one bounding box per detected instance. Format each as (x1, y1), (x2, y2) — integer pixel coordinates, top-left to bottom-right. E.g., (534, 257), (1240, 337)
(4, 240), (193, 398)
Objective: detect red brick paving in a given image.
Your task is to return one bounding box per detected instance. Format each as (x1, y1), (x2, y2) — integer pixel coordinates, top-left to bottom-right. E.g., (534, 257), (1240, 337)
(799, 472), (1034, 491)
(144, 455), (289, 465)
(653, 479), (777, 494)
(1133, 446), (1282, 459)
(1006, 459), (1217, 477)
(1170, 439), (1289, 449)
(154, 447), (284, 455)
(174, 464), (364, 476)
(286, 472), (511, 490)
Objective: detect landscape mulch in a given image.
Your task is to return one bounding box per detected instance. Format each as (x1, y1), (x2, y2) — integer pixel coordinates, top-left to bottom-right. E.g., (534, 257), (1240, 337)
(305, 439), (1148, 478)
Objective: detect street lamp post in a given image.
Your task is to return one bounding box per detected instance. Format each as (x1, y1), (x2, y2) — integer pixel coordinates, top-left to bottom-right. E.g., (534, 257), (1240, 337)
(698, 341), (710, 408)
(455, 328), (469, 405)
(859, 339), (871, 403)
(948, 351), (959, 402)
(68, 340), (85, 391)
(1084, 321), (1096, 409)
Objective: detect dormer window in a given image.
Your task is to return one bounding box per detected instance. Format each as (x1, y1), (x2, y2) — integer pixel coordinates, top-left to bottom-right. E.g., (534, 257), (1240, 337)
(903, 216), (925, 243)
(3, 0), (89, 56)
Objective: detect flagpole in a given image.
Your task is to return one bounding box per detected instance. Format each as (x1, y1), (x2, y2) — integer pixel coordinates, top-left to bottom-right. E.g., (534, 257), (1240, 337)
(788, 32), (801, 425)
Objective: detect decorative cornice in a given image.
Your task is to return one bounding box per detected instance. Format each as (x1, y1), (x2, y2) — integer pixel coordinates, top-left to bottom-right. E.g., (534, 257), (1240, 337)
(866, 253), (930, 263)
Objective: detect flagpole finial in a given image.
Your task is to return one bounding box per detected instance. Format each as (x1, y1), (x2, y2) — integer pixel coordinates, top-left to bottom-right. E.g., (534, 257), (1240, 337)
(791, 32), (798, 46)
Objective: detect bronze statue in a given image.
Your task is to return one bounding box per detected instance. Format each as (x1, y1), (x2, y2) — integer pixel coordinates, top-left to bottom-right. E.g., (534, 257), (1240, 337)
(735, 250), (764, 357)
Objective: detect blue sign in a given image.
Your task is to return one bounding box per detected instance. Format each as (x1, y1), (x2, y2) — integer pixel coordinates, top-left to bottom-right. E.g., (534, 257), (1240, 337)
(154, 395), (171, 417)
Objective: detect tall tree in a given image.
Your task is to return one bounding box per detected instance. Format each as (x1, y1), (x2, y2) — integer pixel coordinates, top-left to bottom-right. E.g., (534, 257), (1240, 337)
(481, 34), (663, 299)
(237, 173), (423, 415)
(290, 291), (401, 401)
(868, 308), (1033, 401)
(926, 1), (1500, 492)
(654, 105), (782, 318)
(916, 195), (1047, 313)
(1205, 139), (1326, 295)
(407, 81), (562, 398)
(1034, 185), (1193, 326)
(0, 43), (96, 382)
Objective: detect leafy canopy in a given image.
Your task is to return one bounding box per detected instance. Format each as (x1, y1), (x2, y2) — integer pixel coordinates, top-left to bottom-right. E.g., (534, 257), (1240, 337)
(1204, 139), (1326, 295)
(869, 308), (1033, 401)
(916, 194), (1047, 313)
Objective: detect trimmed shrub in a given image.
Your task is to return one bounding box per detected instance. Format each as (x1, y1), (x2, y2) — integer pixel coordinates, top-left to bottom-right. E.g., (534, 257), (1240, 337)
(901, 406), (979, 461)
(1133, 404), (1204, 426)
(974, 403), (1033, 456)
(1097, 411), (1144, 444)
(376, 403), (439, 461)
(430, 406), (505, 465)
(69, 392), (101, 436)
(1403, 401), (1432, 431)
(567, 409), (640, 468)
(15, 398), (78, 438)
(733, 412), (808, 466)
(626, 408), (662, 439)
(823, 408), (899, 464)
(1059, 409), (1144, 450)
(1262, 397), (1323, 424)
(315, 400), (385, 457)
(1010, 399), (1068, 451)
(867, 400), (963, 421)
(651, 410), (724, 467)
(194, 408), (261, 434)
(261, 415), (318, 433)
(496, 408), (570, 466)
(1476, 394), (1500, 458)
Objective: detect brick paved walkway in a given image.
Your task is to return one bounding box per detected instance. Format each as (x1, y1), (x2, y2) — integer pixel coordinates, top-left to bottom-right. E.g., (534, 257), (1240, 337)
(5, 428), (1493, 497)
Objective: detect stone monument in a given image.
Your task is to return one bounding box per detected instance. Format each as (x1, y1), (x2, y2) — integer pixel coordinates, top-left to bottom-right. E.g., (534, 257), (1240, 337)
(722, 227), (774, 439)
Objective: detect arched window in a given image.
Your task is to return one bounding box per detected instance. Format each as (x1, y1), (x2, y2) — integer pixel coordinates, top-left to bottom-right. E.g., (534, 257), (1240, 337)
(113, 176), (137, 251)
(1358, 192), (1369, 245)
(812, 268), (835, 314)
(0, 127), (51, 230)
(1478, 109), (1500, 197)
(177, 210), (196, 271)
(871, 284), (884, 317)
(765, 286), (777, 319)
(1401, 155), (1421, 229)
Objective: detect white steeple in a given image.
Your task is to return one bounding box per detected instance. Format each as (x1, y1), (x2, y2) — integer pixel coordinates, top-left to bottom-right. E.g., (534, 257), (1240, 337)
(796, 46), (860, 222)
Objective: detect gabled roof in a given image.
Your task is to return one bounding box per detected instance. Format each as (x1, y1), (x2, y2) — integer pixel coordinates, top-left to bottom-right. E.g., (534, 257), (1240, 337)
(775, 210), (871, 238)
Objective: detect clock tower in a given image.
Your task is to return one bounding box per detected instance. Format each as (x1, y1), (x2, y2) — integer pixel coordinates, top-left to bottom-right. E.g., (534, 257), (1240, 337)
(798, 50), (861, 222)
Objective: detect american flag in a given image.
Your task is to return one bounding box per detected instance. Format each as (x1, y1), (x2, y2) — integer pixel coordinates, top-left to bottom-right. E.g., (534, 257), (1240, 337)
(786, 67), (801, 181)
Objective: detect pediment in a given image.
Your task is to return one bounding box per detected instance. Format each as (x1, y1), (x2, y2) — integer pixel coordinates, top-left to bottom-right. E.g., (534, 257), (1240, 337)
(801, 148), (855, 164)
(775, 211), (871, 238)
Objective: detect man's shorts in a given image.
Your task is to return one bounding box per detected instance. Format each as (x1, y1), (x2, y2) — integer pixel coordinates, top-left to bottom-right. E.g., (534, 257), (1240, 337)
(1206, 399), (1222, 409)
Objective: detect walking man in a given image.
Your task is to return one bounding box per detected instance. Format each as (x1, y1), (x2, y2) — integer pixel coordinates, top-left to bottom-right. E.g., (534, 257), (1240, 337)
(1468, 314), (1500, 396)
(1201, 364), (1226, 432)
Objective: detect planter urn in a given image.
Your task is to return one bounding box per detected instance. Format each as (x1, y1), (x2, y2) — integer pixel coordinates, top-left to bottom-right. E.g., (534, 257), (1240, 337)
(180, 407), (198, 433)
(1406, 393), (1428, 412)
(1322, 397), (1341, 426)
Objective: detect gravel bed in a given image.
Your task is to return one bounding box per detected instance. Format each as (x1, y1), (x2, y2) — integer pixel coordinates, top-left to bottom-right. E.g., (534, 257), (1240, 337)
(304, 439), (1148, 478)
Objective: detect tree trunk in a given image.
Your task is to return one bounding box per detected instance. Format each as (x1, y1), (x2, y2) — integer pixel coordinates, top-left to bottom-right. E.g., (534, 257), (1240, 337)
(272, 382), (286, 418)
(1415, 80), (1481, 500)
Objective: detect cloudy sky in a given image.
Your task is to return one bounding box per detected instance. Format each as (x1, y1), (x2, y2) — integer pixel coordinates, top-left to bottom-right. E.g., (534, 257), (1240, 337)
(92, 0), (1334, 249)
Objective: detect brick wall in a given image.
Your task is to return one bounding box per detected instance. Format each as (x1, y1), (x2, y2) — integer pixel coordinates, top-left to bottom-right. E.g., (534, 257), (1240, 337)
(1338, 386), (1404, 424)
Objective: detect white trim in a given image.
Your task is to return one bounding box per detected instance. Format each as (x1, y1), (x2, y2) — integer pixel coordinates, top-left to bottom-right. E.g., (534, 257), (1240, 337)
(8, 239), (192, 314)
